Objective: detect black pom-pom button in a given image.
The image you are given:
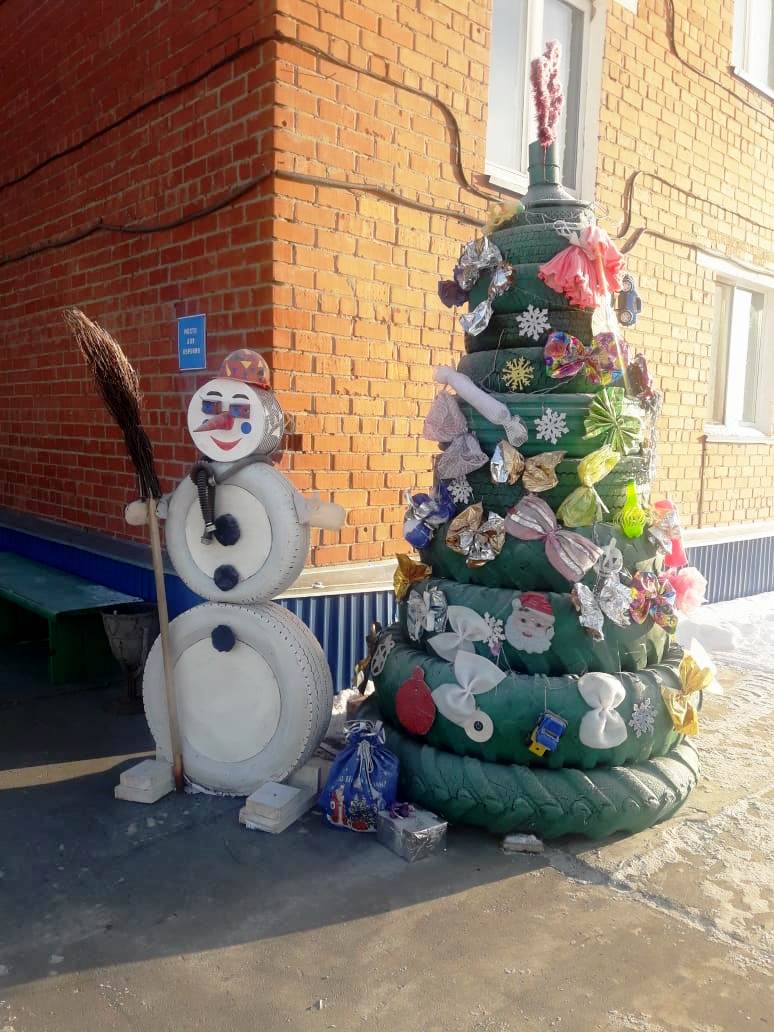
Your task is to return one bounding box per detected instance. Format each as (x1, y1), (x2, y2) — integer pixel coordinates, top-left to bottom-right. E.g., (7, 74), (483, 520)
(213, 564), (239, 591)
(213, 513), (241, 546)
(211, 625), (236, 652)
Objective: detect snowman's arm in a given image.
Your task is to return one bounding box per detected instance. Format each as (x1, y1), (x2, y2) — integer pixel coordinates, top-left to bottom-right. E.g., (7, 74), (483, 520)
(292, 491), (346, 531)
(124, 495), (172, 526)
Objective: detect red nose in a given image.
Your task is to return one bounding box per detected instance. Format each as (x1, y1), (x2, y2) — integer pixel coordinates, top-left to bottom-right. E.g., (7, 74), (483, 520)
(194, 412), (234, 433)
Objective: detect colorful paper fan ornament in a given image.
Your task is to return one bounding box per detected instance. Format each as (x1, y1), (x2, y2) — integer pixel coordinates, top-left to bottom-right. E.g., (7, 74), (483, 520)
(218, 349), (271, 390)
(583, 386), (643, 455)
(396, 668), (437, 735)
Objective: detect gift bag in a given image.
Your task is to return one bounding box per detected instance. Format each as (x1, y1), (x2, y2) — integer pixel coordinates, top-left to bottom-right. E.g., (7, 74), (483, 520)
(319, 721), (399, 832)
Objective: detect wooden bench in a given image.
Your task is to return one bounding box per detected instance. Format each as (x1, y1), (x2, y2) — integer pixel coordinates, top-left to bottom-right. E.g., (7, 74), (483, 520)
(0, 552), (143, 684)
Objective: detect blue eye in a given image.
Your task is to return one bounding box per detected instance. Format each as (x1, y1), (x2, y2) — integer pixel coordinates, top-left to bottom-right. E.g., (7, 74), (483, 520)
(240, 421), (252, 434)
(229, 403), (251, 418)
(202, 399), (222, 414)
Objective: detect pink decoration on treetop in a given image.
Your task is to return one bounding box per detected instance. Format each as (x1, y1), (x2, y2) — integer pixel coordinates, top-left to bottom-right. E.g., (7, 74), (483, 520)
(531, 40), (564, 149)
(538, 225), (626, 308)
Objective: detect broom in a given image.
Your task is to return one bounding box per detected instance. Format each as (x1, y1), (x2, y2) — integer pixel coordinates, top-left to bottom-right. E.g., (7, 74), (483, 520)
(64, 308), (184, 791)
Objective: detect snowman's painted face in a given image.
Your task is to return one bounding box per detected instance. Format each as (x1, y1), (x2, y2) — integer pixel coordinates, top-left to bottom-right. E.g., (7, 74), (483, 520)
(187, 377), (266, 462)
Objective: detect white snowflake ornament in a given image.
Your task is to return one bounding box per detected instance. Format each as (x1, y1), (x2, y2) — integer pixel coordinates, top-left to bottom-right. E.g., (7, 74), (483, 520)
(370, 634), (396, 677)
(483, 612), (506, 655)
(502, 356), (535, 392)
(448, 476), (473, 505)
(628, 697), (655, 738)
(534, 407), (569, 445)
(516, 305), (551, 341)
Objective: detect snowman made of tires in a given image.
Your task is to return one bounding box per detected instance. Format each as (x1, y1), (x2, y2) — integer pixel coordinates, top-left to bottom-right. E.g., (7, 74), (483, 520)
(126, 350), (346, 795)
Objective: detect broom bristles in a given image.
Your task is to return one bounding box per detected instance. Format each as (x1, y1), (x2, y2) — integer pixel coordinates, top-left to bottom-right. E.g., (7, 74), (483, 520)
(64, 308), (162, 500)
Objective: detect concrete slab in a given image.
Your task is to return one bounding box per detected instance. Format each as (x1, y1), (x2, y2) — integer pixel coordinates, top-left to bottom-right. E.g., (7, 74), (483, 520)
(0, 597), (772, 1031)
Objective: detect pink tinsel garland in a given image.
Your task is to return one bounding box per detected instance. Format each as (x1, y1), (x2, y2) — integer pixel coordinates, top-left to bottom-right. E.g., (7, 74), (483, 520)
(531, 41), (564, 149)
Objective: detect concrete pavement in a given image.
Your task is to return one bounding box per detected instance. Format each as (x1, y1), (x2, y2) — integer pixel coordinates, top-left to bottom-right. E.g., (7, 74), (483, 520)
(1, 595), (772, 1031)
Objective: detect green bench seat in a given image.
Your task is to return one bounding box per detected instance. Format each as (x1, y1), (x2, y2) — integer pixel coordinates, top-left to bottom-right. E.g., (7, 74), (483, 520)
(0, 552), (143, 684)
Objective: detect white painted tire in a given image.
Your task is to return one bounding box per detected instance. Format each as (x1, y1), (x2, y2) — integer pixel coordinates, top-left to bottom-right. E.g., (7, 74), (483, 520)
(165, 463), (310, 603)
(143, 602), (333, 795)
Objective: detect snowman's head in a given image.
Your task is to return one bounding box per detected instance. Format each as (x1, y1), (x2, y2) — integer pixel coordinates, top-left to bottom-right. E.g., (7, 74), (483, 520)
(187, 350), (284, 462)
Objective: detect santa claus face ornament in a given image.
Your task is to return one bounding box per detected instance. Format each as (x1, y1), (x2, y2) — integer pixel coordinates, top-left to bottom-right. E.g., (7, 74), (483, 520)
(505, 592), (555, 654)
(186, 350), (284, 463)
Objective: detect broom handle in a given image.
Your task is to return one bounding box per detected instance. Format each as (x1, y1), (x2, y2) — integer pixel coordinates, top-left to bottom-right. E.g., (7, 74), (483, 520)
(147, 501), (184, 791)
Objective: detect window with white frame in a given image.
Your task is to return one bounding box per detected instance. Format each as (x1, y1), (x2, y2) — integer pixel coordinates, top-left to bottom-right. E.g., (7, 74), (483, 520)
(485, 0), (603, 197)
(704, 258), (774, 437)
(732, 0), (774, 95)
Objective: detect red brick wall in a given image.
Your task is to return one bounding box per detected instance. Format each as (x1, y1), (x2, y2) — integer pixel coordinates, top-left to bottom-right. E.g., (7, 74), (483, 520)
(0, 0), (278, 540)
(270, 0), (495, 564)
(2, 0), (772, 567)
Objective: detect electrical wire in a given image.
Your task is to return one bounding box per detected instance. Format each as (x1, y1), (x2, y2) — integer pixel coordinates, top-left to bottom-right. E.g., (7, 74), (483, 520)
(0, 30), (496, 204)
(2, 10), (769, 269)
(665, 0), (773, 118)
(0, 168), (480, 268)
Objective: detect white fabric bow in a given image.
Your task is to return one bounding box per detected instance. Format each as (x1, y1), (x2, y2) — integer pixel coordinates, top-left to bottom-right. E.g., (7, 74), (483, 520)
(431, 650), (506, 727)
(577, 672), (628, 749)
(428, 605), (491, 662)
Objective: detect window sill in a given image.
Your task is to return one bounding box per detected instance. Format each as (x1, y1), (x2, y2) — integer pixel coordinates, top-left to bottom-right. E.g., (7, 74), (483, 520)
(484, 165), (528, 198)
(703, 424), (774, 445)
(729, 66), (774, 102)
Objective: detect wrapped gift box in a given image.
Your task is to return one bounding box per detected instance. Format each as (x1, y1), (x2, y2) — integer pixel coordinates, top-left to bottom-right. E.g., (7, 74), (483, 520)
(376, 806), (448, 862)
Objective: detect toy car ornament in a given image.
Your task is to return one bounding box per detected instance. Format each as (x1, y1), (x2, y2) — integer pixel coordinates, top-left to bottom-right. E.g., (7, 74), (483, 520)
(616, 274), (642, 327)
(527, 709), (568, 757)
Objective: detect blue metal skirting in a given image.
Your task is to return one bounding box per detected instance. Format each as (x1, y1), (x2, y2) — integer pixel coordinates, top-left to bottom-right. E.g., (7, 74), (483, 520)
(3, 519), (772, 688)
(0, 522), (394, 692)
(686, 535), (774, 604)
(280, 592), (396, 692)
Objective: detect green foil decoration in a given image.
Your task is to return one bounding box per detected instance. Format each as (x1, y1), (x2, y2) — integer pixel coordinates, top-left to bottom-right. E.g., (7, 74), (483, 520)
(583, 387), (643, 455)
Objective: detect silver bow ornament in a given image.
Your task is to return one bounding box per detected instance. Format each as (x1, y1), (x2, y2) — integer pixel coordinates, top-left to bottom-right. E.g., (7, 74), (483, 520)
(504, 494), (602, 582)
(570, 541), (632, 639)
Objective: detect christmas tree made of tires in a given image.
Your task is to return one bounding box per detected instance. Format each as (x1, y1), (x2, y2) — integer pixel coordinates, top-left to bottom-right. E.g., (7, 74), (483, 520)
(366, 43), (710, 840)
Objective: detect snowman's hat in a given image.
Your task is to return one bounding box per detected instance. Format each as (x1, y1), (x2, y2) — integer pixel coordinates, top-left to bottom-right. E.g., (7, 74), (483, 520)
(218, 349), (271, 391)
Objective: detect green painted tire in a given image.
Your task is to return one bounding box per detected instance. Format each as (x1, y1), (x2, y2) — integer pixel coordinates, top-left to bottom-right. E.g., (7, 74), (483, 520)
(394, 575), (667, 675)
(373, 628), (681, 768)
(458, 347), (599, 395)
(490, 223), (572, 264)
(420, 522), (658, 593)
(460, 393), (592, 459)
(461, 454), (652, 517)
(469, 263), (568, 313)
(465, 309), (594, 353)
(376, 710), (699, 840)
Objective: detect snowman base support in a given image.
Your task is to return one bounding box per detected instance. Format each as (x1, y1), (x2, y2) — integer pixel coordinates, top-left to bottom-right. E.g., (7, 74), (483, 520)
(114, 758), (174, 804)
(239, 779), (317, 834)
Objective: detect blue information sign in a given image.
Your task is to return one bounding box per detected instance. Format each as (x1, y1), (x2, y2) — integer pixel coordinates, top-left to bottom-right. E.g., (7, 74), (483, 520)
(177, 314), (207, 371)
